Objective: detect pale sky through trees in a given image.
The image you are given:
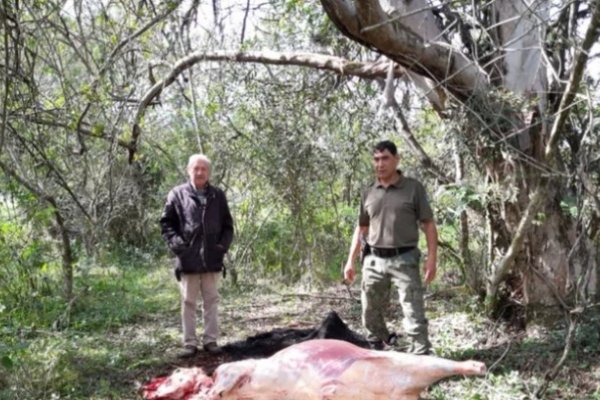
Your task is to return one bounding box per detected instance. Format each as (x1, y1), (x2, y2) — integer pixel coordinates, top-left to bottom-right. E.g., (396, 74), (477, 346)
(193, 0), (599, 102)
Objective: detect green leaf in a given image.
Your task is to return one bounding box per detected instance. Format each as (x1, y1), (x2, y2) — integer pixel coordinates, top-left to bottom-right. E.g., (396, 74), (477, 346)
(1, 355), (14, 369)
(54, 95), (65, 108)
(92, 123), (105, 136)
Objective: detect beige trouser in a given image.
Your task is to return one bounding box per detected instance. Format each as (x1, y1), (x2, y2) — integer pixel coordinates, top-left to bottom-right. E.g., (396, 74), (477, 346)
(180, 272), (220, 347)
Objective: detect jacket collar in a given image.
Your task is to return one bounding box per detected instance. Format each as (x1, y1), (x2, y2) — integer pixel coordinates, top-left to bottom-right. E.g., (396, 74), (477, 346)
(186, 182), (216, 198)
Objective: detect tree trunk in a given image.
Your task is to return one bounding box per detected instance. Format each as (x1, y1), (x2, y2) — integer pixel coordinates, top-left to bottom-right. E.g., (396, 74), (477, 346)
(486, 179), (598, 311)
(54, 209), (74, 301)
(319, 0), (600, 315)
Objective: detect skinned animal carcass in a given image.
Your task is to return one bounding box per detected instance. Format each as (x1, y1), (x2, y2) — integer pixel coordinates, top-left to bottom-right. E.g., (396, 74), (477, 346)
(180, 339), (485, 400)
(142, 367), (212, 400)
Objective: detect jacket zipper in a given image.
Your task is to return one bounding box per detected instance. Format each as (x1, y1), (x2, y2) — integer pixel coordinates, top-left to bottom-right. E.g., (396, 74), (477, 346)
(199, 190), (214, 269)
(199, 203), (206, 268)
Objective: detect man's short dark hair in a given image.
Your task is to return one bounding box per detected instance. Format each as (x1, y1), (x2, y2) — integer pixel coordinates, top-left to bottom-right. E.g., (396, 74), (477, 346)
(373, 140), (397, 155)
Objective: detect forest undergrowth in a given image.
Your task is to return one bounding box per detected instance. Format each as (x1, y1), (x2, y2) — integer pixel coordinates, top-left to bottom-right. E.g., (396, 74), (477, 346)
(1, 261), (599, 400)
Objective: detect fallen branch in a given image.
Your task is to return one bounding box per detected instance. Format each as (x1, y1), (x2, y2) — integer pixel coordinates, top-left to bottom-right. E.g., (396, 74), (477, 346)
(281, 292), (357, 302)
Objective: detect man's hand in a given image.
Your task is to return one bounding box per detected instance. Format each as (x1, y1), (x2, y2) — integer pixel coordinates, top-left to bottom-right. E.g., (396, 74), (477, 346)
(343, 261), (356, 284)
(169, 235), (188, 255)
(423, 256), (436, 285)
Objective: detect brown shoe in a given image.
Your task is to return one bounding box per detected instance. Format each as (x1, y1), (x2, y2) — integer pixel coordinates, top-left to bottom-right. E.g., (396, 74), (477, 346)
(177, 345), (198, 358)
(203, 342), (222, 354)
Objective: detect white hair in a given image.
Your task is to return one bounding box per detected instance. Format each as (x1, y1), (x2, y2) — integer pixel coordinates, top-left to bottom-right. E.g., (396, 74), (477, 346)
(187, 154), (212, 170)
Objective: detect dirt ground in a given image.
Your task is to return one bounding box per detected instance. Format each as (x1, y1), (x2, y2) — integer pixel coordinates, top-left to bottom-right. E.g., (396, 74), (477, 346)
(141, 282), (600, 399)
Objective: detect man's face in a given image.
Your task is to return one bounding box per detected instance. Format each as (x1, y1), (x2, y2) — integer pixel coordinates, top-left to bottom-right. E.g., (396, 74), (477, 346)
(373, 149), (399, 180)
(188, 160), (210, 188)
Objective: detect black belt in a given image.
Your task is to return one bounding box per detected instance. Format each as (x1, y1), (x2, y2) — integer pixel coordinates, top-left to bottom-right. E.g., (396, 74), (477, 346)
(370, 246), (415, 258)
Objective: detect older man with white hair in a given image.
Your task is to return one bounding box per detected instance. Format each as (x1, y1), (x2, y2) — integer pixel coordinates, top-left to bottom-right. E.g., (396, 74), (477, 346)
(160, 154), (234, 357)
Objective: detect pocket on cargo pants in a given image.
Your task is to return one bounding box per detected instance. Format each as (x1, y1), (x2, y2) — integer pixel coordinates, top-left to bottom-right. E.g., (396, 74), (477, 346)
(361, 255), (392, 342)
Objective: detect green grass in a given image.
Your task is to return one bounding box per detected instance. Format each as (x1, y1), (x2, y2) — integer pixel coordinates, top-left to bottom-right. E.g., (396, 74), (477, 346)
(0, 260), (180, 400)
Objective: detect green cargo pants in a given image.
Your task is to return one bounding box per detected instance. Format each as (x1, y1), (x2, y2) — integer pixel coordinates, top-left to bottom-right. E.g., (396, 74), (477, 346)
(361, 248), (431, 354)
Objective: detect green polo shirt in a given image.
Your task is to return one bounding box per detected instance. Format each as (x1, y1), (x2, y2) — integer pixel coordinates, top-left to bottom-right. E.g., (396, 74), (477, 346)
(359, 175), (433, 248)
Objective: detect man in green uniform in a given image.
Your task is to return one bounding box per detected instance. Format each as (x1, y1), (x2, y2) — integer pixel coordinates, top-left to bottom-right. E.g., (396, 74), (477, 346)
(344, 140), (438, 355)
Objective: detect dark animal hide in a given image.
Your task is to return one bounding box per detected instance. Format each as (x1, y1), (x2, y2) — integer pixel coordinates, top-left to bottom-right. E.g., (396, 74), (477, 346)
(221, 310), (370, 359)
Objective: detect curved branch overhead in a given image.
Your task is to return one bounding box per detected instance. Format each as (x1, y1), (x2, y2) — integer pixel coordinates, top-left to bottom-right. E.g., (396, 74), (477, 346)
(320, 0), (489, 98)
(130, 51), (406, 161)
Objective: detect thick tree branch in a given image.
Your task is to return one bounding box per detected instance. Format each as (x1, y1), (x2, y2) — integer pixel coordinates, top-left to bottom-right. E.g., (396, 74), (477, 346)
(23, 115), (134, 151)
(320, 0), (488, 98)
(95, 1), (183, 81)
(130, 51), (405, 161)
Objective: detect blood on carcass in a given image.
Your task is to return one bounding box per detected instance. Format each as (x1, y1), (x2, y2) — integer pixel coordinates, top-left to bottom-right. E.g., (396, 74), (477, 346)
(143, 339), (486, 400)
(142, 367), (212, 400)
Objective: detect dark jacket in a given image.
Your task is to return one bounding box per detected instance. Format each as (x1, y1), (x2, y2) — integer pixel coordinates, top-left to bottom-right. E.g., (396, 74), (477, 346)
(160, 182), (234, 274)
